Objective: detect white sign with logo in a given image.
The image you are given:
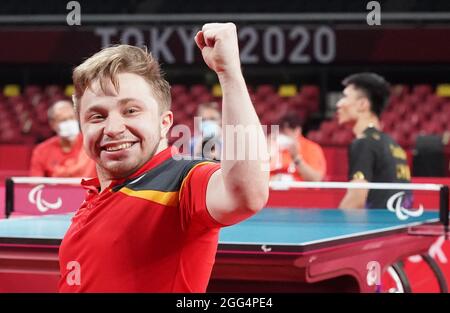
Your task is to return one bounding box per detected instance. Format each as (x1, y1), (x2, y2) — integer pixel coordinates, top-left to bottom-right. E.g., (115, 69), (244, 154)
(28, 184), (63, 213)
(386, 191), (424, 221)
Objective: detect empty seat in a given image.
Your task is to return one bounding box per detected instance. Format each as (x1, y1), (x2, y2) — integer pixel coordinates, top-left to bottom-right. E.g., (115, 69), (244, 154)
(171, 84), (187, 96)
(190, 84), (208, 97)
(306, 130), (324, 144)
(320, 120), (338, 136)
(301, 85), (320, 102)
(3, 84), (21, 97)
(44, 85), (63, 97)
(332, 130), (353, 145)
(278, 84), (298, 97)
(195, 93), (213, 104)
(212, 84), (222, 97)
(24, 85), (42, 98)
(65, 85), (75, 97)
(413, 135), (446, 177)
(436, 84), (450, 98)
(412, 84), (433, 100)
(255, 84), (275, 97)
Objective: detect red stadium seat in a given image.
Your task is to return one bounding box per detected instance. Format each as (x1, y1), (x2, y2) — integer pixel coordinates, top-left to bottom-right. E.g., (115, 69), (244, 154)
(392, 101), (409, 116)
(307, 130), (324, 144)
(429, 113), (447, 127)
(332, 130), (353, 146)
(320, 120), (338, 136)
(391, 84), (410, 101)
(44, 85), (63, 97)
(421, 123), (444, 135)
(173, 94), (192, 106)
(190, 84), (208, 97)
(183, 101), (197, 116)
(412, 84), (433, 101)
(408, 112), (423, 129)
(301, 85), (320, 102)
(24, 85), (42, 98)
(195, 93), (213, 104)
(389, 130), (408, 148)
(264, 94), (282, 106)
(256, 84), (275, 98)
(254, 101), (270, 117)
(171, 84), (187, 97)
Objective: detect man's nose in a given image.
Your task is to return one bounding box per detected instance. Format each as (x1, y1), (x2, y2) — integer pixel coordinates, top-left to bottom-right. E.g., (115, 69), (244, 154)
(104, 112), (126, 137)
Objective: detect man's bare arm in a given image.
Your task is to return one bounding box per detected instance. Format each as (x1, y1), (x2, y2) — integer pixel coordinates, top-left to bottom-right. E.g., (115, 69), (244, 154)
(338, 179), (369, 209)
(195, 23), (270, 225)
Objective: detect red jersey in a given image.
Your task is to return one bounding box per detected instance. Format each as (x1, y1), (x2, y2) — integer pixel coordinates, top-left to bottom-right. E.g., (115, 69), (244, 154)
(30, 134), (96, 178)
(58, 147), (222, 292)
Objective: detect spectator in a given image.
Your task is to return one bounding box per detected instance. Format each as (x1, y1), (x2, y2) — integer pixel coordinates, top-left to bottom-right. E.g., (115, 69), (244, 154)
(29, 100), (96, 177)
(269, 112), (326, 182)
(192, 101), (222, 160)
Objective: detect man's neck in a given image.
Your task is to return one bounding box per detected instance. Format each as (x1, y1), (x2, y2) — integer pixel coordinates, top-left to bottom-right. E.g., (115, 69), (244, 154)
(97, 140), (169, 192)
(352, 114), (380, 138)
(59, 136), (77, 152)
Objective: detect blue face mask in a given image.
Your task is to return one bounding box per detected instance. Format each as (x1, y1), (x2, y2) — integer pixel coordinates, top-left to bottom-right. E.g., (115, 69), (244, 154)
(201, 120), (221, 138)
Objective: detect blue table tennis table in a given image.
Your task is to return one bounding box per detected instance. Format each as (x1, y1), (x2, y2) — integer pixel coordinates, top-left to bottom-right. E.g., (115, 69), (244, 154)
(0, 208), (446, 292)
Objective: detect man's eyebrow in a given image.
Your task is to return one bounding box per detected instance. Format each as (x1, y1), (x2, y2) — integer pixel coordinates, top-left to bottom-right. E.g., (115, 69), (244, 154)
(118, 98), (144, 106)
(84, 98), (143, 113)
(84, 104), (105, 114)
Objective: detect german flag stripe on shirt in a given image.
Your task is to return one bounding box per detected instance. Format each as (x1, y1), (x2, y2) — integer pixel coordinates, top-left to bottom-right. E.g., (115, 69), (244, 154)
(113, 157), (217, 207)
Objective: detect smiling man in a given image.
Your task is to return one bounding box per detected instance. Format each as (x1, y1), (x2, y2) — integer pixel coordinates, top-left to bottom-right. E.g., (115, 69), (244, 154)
(336, 72), (411, 210)
(58, 23), (269, 292)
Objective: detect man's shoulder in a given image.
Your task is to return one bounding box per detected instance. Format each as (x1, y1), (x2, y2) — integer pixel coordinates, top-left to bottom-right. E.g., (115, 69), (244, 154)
(300, 136), (324, 151)
(359, 129), (399, 151)
(350, 134), (378, 152)
(120, 157), (218, 193)
(33, 136), (60, 152)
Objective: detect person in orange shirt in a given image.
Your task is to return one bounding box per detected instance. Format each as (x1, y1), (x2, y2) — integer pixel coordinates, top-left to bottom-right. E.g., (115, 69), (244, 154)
(29, 100), (96, 178)
(270, 112), (326, 182)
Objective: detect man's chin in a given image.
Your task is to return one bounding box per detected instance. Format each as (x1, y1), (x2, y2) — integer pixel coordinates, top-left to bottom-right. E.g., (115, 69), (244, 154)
(337, 117), (350, 125)
(99, 162), (140, 179)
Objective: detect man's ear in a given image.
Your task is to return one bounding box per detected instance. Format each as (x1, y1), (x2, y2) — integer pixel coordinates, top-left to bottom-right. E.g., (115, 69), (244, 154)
(358, 97), (371, 113)
(160, 110), (174, 138)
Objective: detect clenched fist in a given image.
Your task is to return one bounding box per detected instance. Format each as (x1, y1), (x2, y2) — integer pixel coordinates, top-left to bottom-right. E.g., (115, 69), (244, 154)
(195, 23), (241, 75)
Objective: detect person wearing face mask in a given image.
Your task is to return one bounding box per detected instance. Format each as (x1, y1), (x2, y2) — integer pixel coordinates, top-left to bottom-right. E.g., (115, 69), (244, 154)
(29, 100), (96, 177)
(269, 112), (326, 182)
(192, 101), (222, 160)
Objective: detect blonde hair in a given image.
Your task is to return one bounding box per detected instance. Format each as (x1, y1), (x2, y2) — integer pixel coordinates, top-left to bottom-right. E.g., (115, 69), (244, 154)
(72, 44), (171, 114)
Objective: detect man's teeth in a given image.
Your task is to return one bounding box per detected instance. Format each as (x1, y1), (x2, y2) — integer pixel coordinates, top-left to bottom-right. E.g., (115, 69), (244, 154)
(106, 143), (132, 152)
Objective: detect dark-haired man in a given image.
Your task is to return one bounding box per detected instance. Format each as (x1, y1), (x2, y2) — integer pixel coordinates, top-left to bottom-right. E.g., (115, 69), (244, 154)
(337, 73), (411, 209)
(269, 112), (326, 182)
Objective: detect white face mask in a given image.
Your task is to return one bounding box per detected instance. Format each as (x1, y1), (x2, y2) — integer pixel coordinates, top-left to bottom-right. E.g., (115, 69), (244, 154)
(276, 134), (293, 150)
(57, 119), (80, 140)
(201, 120), (221, 139)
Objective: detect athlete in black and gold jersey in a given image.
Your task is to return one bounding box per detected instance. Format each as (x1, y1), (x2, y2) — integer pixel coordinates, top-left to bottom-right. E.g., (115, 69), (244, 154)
(336, 72), (411, 209)
(348, 126), (411, 209)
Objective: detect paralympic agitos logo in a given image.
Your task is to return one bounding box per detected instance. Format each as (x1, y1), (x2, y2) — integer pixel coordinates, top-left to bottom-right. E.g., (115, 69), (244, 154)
(28, 184), (63, 213)
(386, 191), (424, 220)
